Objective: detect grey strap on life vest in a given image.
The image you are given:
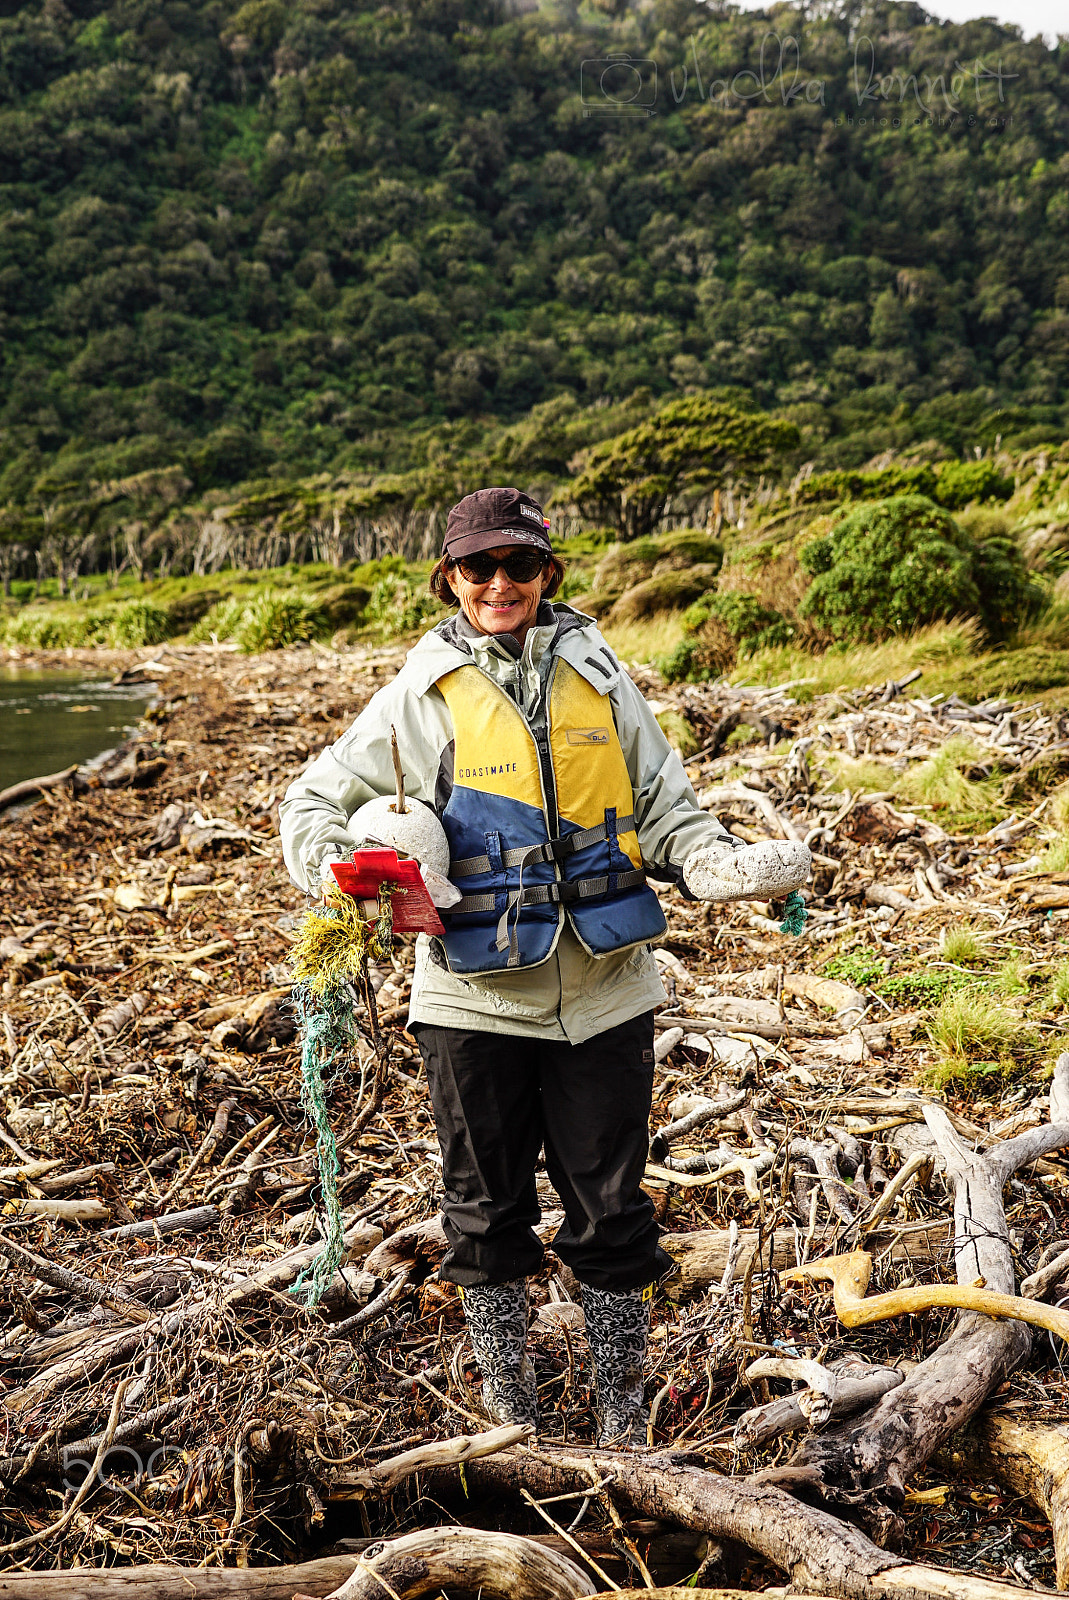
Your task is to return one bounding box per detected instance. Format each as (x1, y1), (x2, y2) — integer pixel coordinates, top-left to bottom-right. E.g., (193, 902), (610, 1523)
(450, 815), (636, 880)
(453, 868), (648, 917)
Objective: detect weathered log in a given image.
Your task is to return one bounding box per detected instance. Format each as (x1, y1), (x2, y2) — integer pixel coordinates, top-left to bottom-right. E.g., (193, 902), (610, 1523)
(0, 765), (77, 811)
(448, 1448), (1039, 1600)
(332, 1423), (532, 1497)
(736, 1357), (904, 1446)
(659, 1222), (949, 1302)
(99, 1205), (220, 1240)
(315, 1526), (596, 1600)
(784, 1053), (1069, 1537)
(0, 1557), (362, 1600)
(953, 1411), (1069, 1590)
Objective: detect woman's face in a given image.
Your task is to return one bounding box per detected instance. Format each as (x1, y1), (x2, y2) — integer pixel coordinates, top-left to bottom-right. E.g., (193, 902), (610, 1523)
(445, 545), (550, 645)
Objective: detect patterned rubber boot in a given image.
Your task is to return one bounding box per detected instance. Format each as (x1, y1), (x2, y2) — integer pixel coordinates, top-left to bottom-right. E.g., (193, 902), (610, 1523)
(581, 1284), (650, 1448)
(459, 1280), (539, 1432)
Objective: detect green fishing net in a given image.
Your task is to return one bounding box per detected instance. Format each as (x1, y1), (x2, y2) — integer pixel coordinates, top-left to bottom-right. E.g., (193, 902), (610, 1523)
(290, 885), (393, 1308)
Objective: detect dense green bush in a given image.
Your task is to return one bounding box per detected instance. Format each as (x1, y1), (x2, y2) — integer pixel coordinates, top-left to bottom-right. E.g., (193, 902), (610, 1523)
(364, 576), (444, 638)
(683, 592), (795, 652)
(106, 599), (171, 648)
(232, 590), (325, 652)
(659, 590), (793, 682)
(794, 466), (938, 507)
(317, 584), (371, 630)
(187, 597), (247, 644)
(799, 496), (1039, 643)
(934, 460), (1015, 509)
(165, 589), (223, 633)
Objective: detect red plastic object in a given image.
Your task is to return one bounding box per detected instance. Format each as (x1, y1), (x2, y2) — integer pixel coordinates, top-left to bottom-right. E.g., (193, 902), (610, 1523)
(330, 850), (445, 936)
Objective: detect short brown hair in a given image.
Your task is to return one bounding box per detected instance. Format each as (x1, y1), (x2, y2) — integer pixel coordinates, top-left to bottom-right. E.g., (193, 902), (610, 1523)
(429, 553), (566, 607)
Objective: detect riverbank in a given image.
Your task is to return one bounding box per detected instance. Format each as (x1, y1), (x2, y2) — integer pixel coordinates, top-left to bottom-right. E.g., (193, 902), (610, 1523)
(3, 641), (1069, 1577)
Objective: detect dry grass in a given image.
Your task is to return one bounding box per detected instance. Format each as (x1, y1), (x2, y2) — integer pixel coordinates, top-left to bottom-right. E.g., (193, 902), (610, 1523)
(602, 612), (688, 663)
(731, 619), (985, 698)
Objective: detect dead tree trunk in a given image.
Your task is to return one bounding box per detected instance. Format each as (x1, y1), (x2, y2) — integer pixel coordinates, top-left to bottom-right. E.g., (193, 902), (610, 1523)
(449, 1448), (1039, 1600)
(787, 1055), (1069, 1541)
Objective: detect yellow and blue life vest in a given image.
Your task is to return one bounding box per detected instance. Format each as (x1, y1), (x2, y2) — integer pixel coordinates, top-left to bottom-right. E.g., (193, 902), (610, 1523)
(435, 659), (667, 974)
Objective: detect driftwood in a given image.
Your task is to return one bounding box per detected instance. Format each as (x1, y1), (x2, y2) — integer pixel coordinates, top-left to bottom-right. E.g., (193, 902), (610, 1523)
(0, 1559), (364, 1600)
(660, 1223), (949, 1301)
(953, 1412), (1069, 1590)
(8, 645), (1069, 1585)
(736, 1357), (904, 1446)
(333, 1422), (532, 1497)
(446, 1448), (1042, 1600)
(312, 1526), (596, 1600)
(0, 765), (78, 811)
(783, 1054), (1069, 1536)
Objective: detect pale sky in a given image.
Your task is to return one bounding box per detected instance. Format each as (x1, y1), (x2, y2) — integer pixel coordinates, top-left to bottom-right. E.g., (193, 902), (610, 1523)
(924, 0), (1064, 41)
(730, 0), (1065, 45)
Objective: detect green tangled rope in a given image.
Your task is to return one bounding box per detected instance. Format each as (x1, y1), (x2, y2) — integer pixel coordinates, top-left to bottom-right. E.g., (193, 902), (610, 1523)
(289, 884), (394, 1308)
(778, 889), (808, 937)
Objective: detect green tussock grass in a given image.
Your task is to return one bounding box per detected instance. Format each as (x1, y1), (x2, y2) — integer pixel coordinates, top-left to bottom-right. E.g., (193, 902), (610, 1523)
(820, 754), (899, 795)
(991, 954), (1032, 998)
(896, 735), (1005, 828)
(1051, 962), (1069, 1010)
(1037, 834), (1069, 873)
(923, 988), (1034, 1090)
(939, 924), (985, 965)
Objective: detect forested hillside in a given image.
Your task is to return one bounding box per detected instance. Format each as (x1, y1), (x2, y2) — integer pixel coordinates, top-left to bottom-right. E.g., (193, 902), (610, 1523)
(2, 0), (1069, 537)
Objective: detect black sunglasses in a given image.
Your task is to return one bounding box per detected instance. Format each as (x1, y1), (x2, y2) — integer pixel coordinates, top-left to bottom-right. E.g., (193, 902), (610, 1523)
(451, 549), (549, 585)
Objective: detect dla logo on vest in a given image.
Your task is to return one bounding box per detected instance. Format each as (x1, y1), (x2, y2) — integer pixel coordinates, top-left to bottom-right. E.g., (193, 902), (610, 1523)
(564, 728), (610, 745)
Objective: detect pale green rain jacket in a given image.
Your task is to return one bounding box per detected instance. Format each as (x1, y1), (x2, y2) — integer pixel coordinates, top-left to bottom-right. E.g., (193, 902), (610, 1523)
(278, 604), (733, 1045)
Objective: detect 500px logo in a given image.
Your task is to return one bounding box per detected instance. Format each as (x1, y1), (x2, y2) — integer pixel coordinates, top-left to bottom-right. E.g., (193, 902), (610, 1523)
(62, 1441), (248, 1492)
(580, 55), (658, 118)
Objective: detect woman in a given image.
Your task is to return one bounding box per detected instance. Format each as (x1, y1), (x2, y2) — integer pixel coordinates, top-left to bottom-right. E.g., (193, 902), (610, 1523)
(280, 486), (809, 1445)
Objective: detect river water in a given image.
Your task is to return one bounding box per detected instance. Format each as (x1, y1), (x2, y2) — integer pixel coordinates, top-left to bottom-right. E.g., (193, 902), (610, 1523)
(0, 668), (156, 790)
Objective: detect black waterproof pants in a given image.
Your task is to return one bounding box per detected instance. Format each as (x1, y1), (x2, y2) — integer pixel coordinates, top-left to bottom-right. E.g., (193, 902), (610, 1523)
(412, 1011), (672, 1291)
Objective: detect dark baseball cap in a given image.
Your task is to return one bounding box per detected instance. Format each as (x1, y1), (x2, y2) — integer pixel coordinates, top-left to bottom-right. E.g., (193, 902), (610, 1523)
(444, 487), (552, 560)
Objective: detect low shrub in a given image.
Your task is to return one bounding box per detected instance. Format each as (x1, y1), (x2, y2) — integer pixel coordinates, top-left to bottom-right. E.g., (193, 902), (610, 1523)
(317, 583), (371, 630)
(594, 529), (722, 594)
(934, 459), (1014, 509)
(187, 596), (246, 643)
(106, 599), (171, 648)
(794, 465), (937, 506)
(657, 590), (793, 681)
(799, 495), (1040, 643)
(165, 588), (223, 633)
(4, 608), (88, 647)
(364, 574), (444, 637)
(232, 589), (325, 652)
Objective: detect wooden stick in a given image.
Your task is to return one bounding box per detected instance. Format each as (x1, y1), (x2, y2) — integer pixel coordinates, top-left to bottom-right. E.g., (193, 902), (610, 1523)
(390, 724), (407, 814)
(0, 765), (77, 812)
(784, 1247), (1069, 1342)
(333, 1422), (533, 1498)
